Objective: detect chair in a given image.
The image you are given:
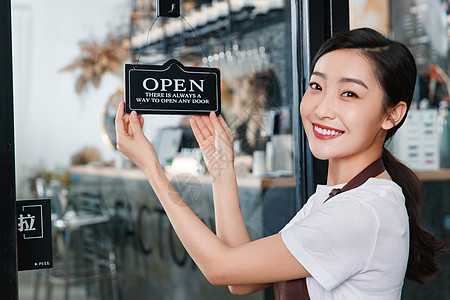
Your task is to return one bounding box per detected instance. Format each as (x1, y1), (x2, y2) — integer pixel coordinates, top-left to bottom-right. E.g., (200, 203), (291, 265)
(34, 183), (118, 300)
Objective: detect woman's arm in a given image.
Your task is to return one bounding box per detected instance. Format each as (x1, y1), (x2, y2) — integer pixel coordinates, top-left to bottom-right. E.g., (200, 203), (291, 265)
(190, 114), (250, 245)
(115, 103), (309, 289)
(190, 114), (269, 294)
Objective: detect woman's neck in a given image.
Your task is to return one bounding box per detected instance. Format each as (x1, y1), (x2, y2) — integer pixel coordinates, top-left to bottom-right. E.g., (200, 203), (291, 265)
(326, 151), (383, 186)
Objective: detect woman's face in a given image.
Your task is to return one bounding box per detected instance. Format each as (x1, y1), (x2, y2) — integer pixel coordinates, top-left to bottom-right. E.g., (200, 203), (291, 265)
(300, 49), (389, 163)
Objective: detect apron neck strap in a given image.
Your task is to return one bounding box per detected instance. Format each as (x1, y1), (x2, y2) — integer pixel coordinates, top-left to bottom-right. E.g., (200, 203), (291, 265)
(325, 157), (385, 203)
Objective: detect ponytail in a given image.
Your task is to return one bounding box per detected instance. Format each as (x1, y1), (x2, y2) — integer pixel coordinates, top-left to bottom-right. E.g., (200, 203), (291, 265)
(382, 148), (446, 284)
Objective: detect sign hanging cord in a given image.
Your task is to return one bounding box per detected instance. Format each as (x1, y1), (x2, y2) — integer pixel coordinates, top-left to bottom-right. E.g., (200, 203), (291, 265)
(134, 9), (212, 68)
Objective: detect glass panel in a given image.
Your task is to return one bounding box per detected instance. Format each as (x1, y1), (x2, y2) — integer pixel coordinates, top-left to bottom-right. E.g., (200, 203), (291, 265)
(13, 1), (298, 299)
(350, 0), (449, 299)
(390, 1), (450, 299)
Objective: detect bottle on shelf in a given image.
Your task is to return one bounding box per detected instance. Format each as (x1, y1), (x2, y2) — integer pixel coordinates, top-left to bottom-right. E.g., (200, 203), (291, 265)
(438, 99), (450, 168)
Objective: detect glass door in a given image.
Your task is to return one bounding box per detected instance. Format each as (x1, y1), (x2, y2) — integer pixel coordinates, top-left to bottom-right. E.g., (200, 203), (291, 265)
(12, 1), (301, 299)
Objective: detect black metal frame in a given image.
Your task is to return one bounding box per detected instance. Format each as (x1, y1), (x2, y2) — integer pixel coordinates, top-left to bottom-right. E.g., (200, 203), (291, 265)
(292, 0), (349, 207)
(0, 0), (18, 299)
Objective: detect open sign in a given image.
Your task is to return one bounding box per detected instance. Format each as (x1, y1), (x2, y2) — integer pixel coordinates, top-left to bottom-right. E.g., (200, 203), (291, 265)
(125, 59), (221, 115)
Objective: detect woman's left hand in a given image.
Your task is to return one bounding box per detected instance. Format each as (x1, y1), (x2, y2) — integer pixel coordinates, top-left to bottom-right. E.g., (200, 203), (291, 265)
(190, 112), (235, 180)
(115, 101), (158, 172)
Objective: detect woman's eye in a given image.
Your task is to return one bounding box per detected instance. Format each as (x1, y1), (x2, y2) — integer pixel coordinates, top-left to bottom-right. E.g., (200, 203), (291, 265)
(309, 82), (321, 90)
(342, 91), (358, 98)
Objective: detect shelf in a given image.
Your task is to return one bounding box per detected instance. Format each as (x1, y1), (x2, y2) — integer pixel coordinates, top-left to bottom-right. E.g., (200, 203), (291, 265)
(69, 165), (450, 197)
(130, 5), (286, 59)
(69, 165), (296, 189)
(416, 169), (450, 181)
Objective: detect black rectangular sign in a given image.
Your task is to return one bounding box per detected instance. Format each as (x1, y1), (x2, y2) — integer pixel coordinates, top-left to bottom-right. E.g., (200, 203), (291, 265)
(125, 59), (221, 115)
(157, 0), (180, 17)
(16, 199), (53, 271)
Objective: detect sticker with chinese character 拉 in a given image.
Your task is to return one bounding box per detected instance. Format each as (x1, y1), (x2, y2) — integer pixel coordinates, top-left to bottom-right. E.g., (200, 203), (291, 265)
(16, 199), (53, 271)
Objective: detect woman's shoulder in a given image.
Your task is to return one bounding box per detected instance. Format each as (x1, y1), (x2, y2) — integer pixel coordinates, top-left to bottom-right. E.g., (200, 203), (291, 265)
(345, 178), (408, 228)
(315, 178), (403, 206)
(357, 178), (404, 203)
(322, 178), (406, 221)
(287, 178), (406, 228)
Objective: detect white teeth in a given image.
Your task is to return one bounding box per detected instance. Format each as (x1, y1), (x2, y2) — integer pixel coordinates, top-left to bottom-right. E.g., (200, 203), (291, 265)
(314, 125), (342, 136)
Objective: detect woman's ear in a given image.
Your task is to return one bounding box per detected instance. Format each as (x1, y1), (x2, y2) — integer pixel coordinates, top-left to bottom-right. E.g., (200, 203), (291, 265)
(382, 101), (407, 130)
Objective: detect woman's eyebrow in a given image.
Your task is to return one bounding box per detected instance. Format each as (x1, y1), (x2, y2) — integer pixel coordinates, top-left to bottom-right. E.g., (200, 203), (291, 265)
(311, 72), (369, 90)
(311, 71), (326, 79)
(339, 77), (369, 89)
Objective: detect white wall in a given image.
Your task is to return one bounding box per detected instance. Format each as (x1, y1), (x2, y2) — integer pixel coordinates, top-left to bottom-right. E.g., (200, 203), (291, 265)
(12, 0), (182, 197)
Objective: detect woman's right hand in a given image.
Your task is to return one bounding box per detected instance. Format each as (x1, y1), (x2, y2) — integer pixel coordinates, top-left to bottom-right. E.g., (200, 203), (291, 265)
(115, 101), (157, 174)
(190, 112), (234, 180)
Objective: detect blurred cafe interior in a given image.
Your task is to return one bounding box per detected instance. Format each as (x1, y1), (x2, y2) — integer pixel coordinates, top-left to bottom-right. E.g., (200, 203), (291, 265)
(7, 0), (450, 299)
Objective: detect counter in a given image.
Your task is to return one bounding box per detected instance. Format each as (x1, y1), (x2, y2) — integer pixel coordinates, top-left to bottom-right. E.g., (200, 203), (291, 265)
(68, 165), (297, 300)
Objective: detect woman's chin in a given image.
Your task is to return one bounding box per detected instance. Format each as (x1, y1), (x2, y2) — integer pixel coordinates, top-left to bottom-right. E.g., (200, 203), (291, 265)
(308, 145), (331, 161)
(311, 153), (330, 161)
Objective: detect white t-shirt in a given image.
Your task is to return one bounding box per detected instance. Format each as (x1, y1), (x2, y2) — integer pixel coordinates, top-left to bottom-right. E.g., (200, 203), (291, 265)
(280, 178), (409, 300)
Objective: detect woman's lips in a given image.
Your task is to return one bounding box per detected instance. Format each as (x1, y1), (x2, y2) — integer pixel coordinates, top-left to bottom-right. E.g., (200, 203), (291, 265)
(312, 123), (344, 140)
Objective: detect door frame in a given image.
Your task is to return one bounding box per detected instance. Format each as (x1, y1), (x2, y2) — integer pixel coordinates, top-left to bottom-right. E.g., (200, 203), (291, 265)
(0, 0), (18, 299)
(292, 0), (349, 207)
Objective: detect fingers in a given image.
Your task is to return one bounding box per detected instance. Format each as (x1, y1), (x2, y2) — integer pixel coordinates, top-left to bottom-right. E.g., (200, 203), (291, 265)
(218, 115), (234, 142)
(193, 115), (213, 139)
(115, 101), (126, 134)
(190, 117), (204, 142)
(129, 111), (143, 136)
(209, 111), (226, 136)
(122, 114), (131, 136)
(202, 115), (214, 135)
(139, 115), (144, 128)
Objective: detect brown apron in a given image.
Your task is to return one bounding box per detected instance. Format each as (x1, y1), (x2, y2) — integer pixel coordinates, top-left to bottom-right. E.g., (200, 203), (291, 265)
(273, 158), (385, 300)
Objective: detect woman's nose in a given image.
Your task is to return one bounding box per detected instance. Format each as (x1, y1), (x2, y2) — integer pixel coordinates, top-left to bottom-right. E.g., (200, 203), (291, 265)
(314, 92), (335, 120)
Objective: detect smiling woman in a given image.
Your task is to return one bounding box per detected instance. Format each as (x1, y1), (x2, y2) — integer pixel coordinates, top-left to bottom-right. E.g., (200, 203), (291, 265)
(291, 28), (446, 296)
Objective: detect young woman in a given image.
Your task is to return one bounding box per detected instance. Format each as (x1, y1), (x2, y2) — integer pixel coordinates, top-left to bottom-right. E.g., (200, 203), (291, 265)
(115, 28), (445, 299)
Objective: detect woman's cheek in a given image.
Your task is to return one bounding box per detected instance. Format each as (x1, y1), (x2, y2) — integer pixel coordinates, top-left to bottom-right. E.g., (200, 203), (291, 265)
(300, 95), (315, 126)
(299, 96), (309, 121)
